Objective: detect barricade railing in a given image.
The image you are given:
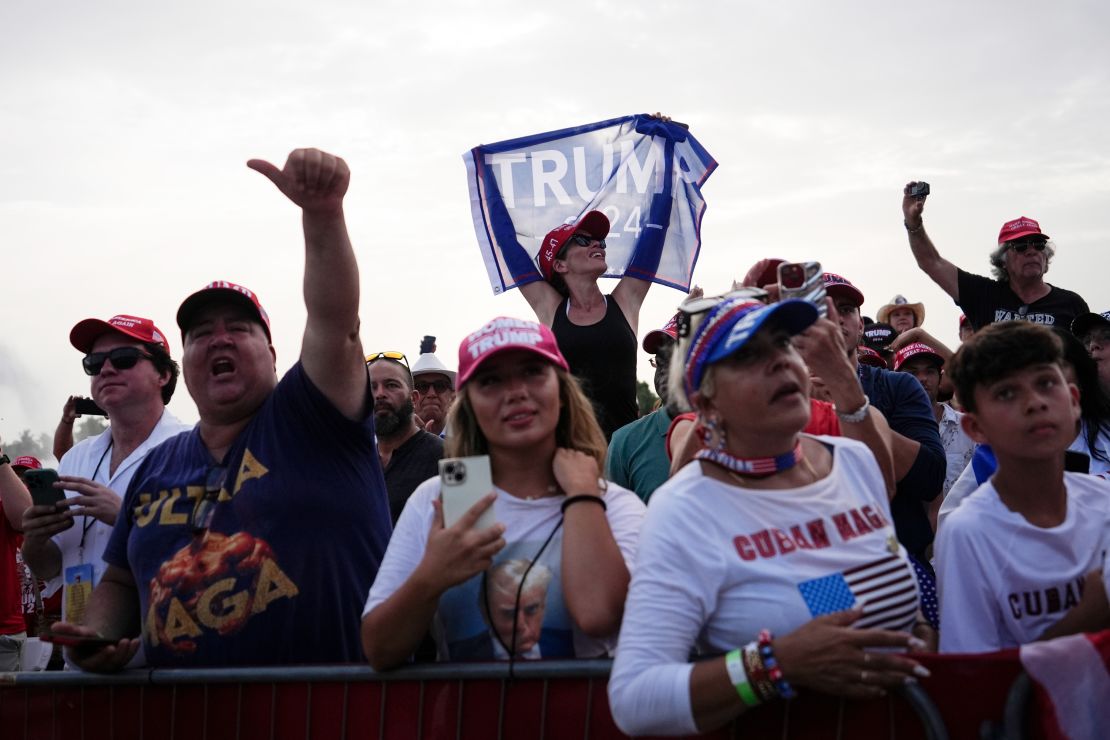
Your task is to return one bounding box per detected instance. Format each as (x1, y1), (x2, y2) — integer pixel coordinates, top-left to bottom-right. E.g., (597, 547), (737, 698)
(0, 654), (1023, 740)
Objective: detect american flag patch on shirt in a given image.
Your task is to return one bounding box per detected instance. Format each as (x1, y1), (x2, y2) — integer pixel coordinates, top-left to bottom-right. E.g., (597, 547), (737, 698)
(797, 555), (919, 631)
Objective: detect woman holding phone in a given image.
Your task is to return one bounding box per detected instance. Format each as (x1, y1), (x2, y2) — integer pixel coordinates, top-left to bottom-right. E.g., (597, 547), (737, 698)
(361, 317), (645, 669)
(608, 296), (930, 736)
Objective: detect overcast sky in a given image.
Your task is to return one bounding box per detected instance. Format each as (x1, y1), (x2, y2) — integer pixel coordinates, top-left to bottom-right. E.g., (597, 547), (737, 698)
(2, 0), (1107, 451)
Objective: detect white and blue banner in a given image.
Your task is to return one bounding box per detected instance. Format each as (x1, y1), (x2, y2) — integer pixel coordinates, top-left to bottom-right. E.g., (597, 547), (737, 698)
(463, 114), (717, 294)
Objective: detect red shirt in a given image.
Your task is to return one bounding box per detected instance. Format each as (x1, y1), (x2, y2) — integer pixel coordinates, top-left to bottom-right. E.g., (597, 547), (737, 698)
(1, 517), (26, 634)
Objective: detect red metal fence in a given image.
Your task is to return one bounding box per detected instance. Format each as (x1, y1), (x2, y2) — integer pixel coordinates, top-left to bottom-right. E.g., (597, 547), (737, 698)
(1, 653), (1030, 740)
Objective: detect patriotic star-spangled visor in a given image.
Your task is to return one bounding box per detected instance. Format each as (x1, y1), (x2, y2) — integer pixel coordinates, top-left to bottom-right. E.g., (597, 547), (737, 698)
(683, 297), (818, 396)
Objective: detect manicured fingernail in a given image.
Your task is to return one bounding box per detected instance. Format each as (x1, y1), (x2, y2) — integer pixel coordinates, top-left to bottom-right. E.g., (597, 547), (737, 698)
(913, 665), (931, 678)
(909, 637), (927, 650)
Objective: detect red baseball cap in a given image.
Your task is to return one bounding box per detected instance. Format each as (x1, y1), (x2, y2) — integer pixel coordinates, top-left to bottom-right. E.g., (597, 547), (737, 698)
(456, 317), (568, 388)
(642, 315), (679, 354)
(822, 273), (865, 307)
(70, 315), (170, 354)
(856, 346), (888, 369)
(742, 258), (786, 289)
(998, 216), (1048, 244)
(11, 456), (42, 472)
(177, 281), (272, 341)
(893, 342), (944, 371)
(536, 211), (610, 281)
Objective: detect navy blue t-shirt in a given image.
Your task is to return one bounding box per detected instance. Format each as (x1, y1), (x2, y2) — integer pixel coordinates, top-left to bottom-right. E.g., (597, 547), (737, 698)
(104, 362), (391, 666)
(858, 364), (945, 561)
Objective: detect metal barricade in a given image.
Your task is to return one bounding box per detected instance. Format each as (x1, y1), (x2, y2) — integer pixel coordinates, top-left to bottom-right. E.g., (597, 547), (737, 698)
(0, 657), (981, 740)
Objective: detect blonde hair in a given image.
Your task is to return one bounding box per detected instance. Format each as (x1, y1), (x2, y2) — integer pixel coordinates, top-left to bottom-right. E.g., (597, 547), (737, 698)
(446, 366), (607, 470)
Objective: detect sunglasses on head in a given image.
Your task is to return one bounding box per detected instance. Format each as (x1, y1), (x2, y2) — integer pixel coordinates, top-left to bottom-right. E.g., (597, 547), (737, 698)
(82, 347), (155, 376)
(415, 378), (452, 394)
(1008, 239), (1047, 253)
(366, 351), (409, 368)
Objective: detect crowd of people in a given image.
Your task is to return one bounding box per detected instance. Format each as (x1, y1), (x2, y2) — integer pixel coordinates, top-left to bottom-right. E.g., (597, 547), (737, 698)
(1, 155), (1108, 735)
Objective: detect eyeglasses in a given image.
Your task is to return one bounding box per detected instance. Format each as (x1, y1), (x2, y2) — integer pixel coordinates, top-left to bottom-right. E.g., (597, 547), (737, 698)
(415, 379), (452, 394)
(568, 234), (605, 249)
(192, 464), (228, 534)
(1008, 239), (1047, 254)
(366, 351), (408, 367)
(82, 347), (155, 376)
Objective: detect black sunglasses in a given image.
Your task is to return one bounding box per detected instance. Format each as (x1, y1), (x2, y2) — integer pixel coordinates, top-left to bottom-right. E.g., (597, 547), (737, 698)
(568, 234), (606, 249)
(82, 347), (155, 376)
(1008, 239), (1047, 254)
(192, 464), (228, 534)
(415, 379), (452, 394)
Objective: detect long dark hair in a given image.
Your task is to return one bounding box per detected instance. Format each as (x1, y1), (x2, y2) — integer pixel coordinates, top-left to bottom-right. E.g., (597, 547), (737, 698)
(1054, 328), (1110, 464)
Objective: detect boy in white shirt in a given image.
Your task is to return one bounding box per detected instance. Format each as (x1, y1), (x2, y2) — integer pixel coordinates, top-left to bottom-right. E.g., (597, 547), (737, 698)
(937, 321), (1110, 653)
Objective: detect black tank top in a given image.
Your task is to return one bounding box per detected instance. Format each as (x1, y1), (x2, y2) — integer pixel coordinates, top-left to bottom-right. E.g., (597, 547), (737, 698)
(551, 295), (639, 439)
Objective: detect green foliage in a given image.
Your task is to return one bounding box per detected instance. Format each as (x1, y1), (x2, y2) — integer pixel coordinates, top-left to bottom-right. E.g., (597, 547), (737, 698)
(0, 429), (52, 461)
(636, 380), (659, 416)
(75, 416), (108, 442)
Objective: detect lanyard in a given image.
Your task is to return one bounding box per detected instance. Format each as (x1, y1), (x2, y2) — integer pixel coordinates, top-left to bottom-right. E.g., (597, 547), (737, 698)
(77, 440), (113, 557)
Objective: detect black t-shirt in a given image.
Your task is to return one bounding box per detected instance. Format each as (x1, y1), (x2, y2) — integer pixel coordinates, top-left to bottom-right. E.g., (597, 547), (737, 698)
(384, 430), (444, 524)
(551, 295), (639, 439)
(957, 269), (1090, 331)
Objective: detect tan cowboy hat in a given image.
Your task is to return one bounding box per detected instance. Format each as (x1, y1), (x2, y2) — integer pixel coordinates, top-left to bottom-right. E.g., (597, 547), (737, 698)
(877, 295), (925, 328)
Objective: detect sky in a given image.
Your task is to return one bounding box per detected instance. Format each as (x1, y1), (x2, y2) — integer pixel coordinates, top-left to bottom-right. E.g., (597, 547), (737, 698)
(2, 0), (1108, 451)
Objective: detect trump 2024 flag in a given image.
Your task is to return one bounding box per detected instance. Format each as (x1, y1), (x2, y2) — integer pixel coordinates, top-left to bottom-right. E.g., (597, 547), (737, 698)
(463, 114), (717, 295)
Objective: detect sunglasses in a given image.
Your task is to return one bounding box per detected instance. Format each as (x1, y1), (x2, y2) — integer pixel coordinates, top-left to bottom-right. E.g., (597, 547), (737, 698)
(366, 351), (409, 368)
(1008, 239), (1047, 253)
(82, 347), (155, 376)
(192, 464), (228, 534)
(415, 379), (452, 394)
(567, 234), (606, 249)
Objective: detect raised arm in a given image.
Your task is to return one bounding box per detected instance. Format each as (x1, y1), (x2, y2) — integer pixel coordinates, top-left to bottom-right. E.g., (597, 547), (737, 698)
(248, 149), (366, 419)
(902, 182), (959, 301)
(612, 276), (651, 337)
(0, 453), (32, 530)
(519, 280), (564, 327)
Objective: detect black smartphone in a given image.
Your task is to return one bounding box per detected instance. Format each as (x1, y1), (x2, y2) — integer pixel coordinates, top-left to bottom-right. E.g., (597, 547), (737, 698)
(40, 630), (118, 649)
(23, 469), (66, 508)
(778, 261), (827, 317)
(74, 397), (107, 417)
(907, 182), (930, 198)
(419, 335), (436, 354)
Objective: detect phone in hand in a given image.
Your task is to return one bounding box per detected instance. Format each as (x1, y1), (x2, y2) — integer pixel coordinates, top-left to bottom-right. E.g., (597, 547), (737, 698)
(40, 630), (117, 650)
(74, 397), (107, 417)
(419, 335), (436, 354)
(778, 261), (827, 317)
(23, 468), (66, 508)
(439, 456), (496, 530)
(907, 181), (930, 198)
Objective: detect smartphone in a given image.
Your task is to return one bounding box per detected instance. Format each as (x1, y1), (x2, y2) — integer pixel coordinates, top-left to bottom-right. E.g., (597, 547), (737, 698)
(439, 456), (496, 530)
(24, 469), (66, 508)
(419, 335), (436, 355)
(40, 630), (118, 650)
(778, 261), (827, 317)
(907, 181), (930, 198)
(74, 397), (107, 416)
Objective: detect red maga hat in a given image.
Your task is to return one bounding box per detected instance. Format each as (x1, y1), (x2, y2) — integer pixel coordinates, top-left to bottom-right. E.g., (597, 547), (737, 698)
(177, 281), (272, 340)
(70, 315), (170, 354)
(456, 317), (568, 388)
(997, 216), (1048, 244)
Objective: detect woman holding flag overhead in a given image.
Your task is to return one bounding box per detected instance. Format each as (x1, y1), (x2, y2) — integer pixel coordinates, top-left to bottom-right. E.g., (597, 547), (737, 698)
(607, 295), (930, 736)
(521, 209), (650, 439)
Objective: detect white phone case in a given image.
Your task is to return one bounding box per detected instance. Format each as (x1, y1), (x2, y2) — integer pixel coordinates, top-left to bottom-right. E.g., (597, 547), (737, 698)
(439, 455), (497, 530)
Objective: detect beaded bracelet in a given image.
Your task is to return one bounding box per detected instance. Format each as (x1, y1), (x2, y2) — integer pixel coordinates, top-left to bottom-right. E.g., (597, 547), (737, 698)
(742, 642), (777, 702)
(758, 629), (796, 699)
(724, 649), (761, 707)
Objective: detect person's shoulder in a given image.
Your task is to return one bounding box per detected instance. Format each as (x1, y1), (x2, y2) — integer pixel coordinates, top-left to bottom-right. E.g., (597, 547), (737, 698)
(602, 480), (647, 510)
(947, 481), (1003, 531)
(1065, 472), (1110, 510)
(413, 430), (445, 451)
(645, 462), (706, 508)
(611, 409), (663, 442)
(1046, 283), (1087, 302)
